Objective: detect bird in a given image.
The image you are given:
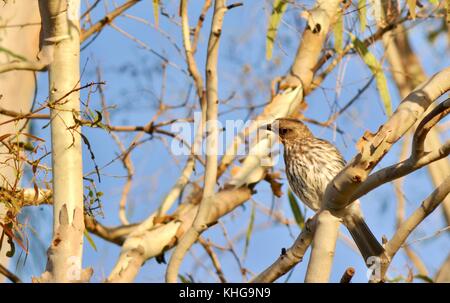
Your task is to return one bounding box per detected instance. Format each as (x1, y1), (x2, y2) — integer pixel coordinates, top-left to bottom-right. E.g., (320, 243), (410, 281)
(266, 117), (384, 263)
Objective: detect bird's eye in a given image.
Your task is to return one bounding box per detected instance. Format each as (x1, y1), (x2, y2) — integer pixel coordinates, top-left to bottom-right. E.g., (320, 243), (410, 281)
(280, 128), (288, 135)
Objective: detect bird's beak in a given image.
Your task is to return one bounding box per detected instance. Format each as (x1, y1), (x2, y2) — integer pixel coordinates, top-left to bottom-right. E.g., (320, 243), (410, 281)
(259, 122), (276, 135)
(258, 123), (272, 132)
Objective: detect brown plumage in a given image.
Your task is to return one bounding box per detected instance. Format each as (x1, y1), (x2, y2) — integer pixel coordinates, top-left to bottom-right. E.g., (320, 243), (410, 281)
(269, 118), (384, 263)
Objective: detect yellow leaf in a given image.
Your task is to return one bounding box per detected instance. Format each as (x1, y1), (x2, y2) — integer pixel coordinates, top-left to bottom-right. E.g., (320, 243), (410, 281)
(352, 36), (392, 116)
(266, 0), (288, 60)
(153, 0), (159, 28)
(407, 0), (416, 19)
(358, 0), (367, 32)
(84, 230), (97, 251)
(334, 11), (344, 52)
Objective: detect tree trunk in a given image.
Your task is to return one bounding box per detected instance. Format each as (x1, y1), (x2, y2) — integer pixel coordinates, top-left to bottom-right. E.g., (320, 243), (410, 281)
(33, 0), (91, 283)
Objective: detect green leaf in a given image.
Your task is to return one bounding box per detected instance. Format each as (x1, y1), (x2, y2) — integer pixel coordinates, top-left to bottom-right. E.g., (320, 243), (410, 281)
(428, 0), (438, 4)
(84, 230), (97, 251)
(288, 190), (304, 229)
(179, 274), (193, 283)
(244, 203), (256, 258)
(407, 0), (416, 19)
(153, 0), (160, 28)
(352, 36), (392, 116)
(358, 0), (367, 32)
(414, 274), (434, 283)
(387, 275), (404, 283)
(334, 11), (344, 52)
(266, 0), (288, 60)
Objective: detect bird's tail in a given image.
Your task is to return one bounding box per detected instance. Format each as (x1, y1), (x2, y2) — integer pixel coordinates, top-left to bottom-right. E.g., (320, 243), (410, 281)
(344, 214), (384, 265)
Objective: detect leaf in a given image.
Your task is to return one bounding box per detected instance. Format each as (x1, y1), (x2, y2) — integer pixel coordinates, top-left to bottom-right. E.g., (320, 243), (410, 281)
(414, 274), (434, 283)
(288, 189), (304, 229)
(358, 0), (367, 32)
(266, 0), (288, 60)
(178, 274), (193, 283)
(352, 36), (392, 116)
(80, 133), (101, 183)
(87, 109), (103, 126)
(244, 203), (256, 258)
(407, 0), (416, 19)
(0, 222), (27, 255)
(387, 275), (404, 283)
(6, 236), (15, 258)
(334, 11), (344, 52)
(84, 230), (97, 251)
(153, 0), (160, 28)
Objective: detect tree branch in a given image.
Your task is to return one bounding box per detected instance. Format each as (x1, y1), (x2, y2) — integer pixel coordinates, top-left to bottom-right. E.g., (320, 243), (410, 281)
(16, 187), (136, 246)
(166, 0), (227, 283)
(305, 67), (450, 282)
(381, 1), (450, 227)
(80, 0), (141, 43)
(305, 210), (340, 282)
(412, 99), (450, 158)
(198, 237), (227, 283)
(0, 263), (21, 283)
(325, 67), (450, 211)
(108, 186), (252, 282)
(251, 215), (317, 283)
(352, 98), (450, 201)
(0, 60), (48, 74)
(381, 175), (450, 279)
(339, 267), (355, 283)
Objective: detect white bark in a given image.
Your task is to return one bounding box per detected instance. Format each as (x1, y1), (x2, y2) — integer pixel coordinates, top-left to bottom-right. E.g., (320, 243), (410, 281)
(108, 187), (252, 282)
(304, 210), (340, 282)
(33, 0), (91, 283)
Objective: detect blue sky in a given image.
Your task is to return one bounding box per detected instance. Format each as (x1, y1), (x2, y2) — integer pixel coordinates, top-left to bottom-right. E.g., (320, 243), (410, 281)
(12, 0), (450, 282)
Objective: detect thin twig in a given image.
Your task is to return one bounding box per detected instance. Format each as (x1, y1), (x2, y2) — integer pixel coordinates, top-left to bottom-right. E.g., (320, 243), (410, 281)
(191, 0), (212, 54)
(198, 237), (227, 283)
(81, 0), (141, 43)
(0, 264), (22, 283)
(339, 267), (355, 283)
